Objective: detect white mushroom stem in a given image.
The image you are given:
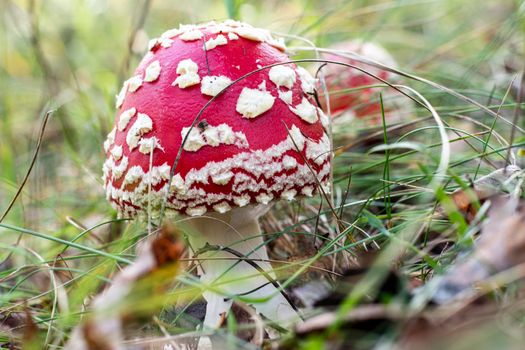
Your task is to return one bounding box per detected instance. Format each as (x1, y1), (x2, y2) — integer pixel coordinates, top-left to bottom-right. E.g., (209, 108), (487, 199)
(182, 205), (300, 331)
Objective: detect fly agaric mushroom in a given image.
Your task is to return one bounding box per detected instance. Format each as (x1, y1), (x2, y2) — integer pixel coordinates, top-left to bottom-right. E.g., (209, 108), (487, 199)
(102, 20), (331, 332)
(318, 40), (411, 125)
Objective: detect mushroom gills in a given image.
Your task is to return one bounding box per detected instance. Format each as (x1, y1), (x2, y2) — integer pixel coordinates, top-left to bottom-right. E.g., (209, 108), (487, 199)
(182, 205), (299, 332)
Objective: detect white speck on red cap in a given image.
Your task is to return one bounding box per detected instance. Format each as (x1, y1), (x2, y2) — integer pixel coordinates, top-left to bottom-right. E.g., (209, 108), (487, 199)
(180, 29), (203, 41)
(201, 75), (232, 96)
(282, 155), (297, 169)
(278, 90), (293, 104)
(204, 34), (228, 50)
(118, 107), (137, 131)
(170, 173), (186, 193)
(180, 127), (205, 152)
(111, 156), (128, 180)
(161, 28), (181, 39)
(103, 127), (116, 153)
(115, 82), (128, 109)
(268, 37), (286, 51)
(127, 76), (143, 92)
(158, 37), (174, 48)
(111, 145), (123, 160)
(126, 113), (152, 151)
(172, 59), (200, 88)
(306, 133), (331, 165)
(138, 136), (163, 154)
(144, 60), (161, 82)
(317, 107), (330, 129)
(301, 186), (314, 197)
(233, 195), (251, 207)
(148, 38), (159, 51)
(296, 66), (316, 94)
(236, 87), (275, 118)
(269, 65), (296, 89)
(281, 189), (297, 201)
(289, 97), (318, 124)
(228, 32), (239, 40)
(181, 123), (248, 152)
(256, 193), (274, 205)
(124, 165), (144, 185)
(287, 125), (306, 151)
(187, 205), (207, 216)
(211, 171), (234, 185)
(213, 201), (231, 213)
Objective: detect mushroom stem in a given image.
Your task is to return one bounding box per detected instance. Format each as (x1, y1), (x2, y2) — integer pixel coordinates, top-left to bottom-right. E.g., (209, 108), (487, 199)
(183, 205), (299, 330)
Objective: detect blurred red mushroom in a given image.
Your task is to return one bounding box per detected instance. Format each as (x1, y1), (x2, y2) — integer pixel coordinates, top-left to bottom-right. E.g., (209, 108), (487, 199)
(318, 40), (413, 126)
(102, 20), (331, 337)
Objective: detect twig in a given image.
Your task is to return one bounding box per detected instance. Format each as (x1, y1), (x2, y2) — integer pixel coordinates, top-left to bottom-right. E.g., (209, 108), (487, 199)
(0, 109), (53, 223)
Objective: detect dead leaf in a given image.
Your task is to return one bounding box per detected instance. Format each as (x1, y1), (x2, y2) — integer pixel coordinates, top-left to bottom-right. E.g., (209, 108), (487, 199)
(449, 165), (521, 220)
(65, 224), (185, 350)
(433, 195), (525, 304)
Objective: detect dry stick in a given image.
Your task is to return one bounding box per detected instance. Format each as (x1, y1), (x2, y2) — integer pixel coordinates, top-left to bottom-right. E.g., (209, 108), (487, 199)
(202, 35), (212, 76)
(0, 110), (53, 223)
(147, 138), (155, 235)
(339, 168), (353, 219)
(313, 197), (324, 250)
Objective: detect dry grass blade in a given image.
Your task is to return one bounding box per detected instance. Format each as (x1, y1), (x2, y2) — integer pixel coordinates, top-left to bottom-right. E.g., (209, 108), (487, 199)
(505, 72), (524, 167)
(0, 109), (53, 223)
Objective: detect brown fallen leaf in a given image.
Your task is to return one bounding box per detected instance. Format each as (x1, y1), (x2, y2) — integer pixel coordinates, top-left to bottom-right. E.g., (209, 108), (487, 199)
(66, 224), (184, 350)
(0, 307), (42, 349)
(433, 194), (525, 304)
(397, 300), (525, 350)
(449, 165), (521, 221)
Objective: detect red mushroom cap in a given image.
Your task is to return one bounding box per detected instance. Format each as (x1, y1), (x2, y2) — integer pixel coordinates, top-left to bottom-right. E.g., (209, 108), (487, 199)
(318, 40), (409, 124)
(102, 20), (331, 218)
